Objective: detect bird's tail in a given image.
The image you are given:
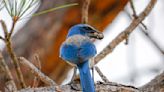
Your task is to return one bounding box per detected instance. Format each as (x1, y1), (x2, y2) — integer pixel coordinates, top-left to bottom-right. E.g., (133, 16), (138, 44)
(77, 61), (95, 92)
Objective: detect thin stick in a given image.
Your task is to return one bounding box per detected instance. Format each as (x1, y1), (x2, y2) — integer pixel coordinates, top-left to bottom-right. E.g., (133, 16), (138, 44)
(95, 66), (109, 83)
(125, 11), (164, 55)
(129, 0), (147, 30)
(94, 0), (157, 64)
(0, 20), (8, 39)
(0, 20), (26, 88)
(128, 0), (164, 55)
(5, 39), (26, 88)
(18, 57), (56, 86)
(32, 54), (41, 88)
(8, 18), (18, 38)
(81, 0), (90, 24)
(0, 36), (5, 41)
(0, 52), (17, 91)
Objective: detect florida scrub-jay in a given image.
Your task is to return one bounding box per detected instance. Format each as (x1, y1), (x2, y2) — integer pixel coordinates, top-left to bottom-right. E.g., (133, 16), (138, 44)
(60, 24), (103, 92)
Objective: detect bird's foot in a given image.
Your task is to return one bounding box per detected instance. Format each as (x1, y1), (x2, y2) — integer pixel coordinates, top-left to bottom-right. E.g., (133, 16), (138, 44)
(68, 76), (81, 91)
(70, 82), (81, 91)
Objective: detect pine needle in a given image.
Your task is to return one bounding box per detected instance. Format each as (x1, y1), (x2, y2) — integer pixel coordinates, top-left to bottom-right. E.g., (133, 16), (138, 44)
(32, 3), (78, 17)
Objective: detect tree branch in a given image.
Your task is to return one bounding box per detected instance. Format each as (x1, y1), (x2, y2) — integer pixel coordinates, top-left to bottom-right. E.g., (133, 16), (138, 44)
(129, 0), (147, 30)
(18, 81), (141, 92)
(95, 66), (110, 83)
(18, 57), (56, 86)
(141, 71), (164, 92)
(0, 51), (17, 91)
(32, 54), (41, 88)
(17, 71), (164, 92)
(126, 0), (164, 55)
(94, 0), (157, 64)
(0, 20), (26, 88)
(81, 0), (90, 24)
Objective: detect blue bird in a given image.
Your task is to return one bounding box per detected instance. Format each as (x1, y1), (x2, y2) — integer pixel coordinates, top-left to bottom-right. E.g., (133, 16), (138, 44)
(60, 24), (103, 92)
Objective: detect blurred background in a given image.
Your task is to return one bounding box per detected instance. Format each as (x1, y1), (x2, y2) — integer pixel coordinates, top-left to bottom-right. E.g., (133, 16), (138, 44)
(0, 0), (163, 90)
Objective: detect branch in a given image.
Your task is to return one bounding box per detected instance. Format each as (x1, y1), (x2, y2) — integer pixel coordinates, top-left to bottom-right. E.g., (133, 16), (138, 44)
(81, 0), (90, 23)
(18, 57), (56, 86)
(8, 18), (17, 38)
(94, 0), (157, 64)
(0, 36), (5, 41)
(5, 36), (26, 88)
(127, 0), (164, 55)
(18, 81), (141, 92)
(0, 20), (8, 40)
(0, 51), (17, 91)
(95, 66), (110, 83)
(32, 54), (41, 88)
(141, 71), (164, 92)
(129, 0), (147, 30)
(17, 71), (164, 92)
(0, 20), (26, 88)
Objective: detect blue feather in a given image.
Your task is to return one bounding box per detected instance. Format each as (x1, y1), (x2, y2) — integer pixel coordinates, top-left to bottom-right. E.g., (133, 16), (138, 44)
(77, 61), (95, 92)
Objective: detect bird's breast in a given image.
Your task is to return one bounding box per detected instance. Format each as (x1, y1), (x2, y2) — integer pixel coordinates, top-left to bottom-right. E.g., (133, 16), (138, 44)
(64, 35), (90, 47)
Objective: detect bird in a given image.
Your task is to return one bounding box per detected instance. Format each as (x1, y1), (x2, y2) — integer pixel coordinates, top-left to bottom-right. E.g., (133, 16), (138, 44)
(60, 24), (103, 92)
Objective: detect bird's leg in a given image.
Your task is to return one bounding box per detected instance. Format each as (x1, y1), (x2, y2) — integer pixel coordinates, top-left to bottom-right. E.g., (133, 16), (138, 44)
(91, 66), (94, 82)
(68, 66), (77, 84)
(68, 66), (81, 91)
(90, 58), (95, 82)
(71, 66), (77, 83)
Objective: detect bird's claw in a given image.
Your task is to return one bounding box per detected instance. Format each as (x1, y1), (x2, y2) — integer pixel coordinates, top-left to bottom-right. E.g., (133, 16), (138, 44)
(70, 83), (81, 91)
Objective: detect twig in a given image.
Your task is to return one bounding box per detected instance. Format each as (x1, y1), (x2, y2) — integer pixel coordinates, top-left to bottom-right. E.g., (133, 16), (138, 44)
(0, 36), (5, 41)
(0, 51), (17, 91)
(32, 54), (41, 88)
(128, 0), (164, 55)
(0, 20), (26, 88)
(9, 17), (18, 38)
(81, 0), (90, 24)
(0, 20), (8, 39)
(95, 66), (110, 83)
(5, 38), (26, 88)
(125, 11), (164, 55)
(129, 0), (147, 30)
(18, 57), (56, 86)
(94, 0), (157, 64)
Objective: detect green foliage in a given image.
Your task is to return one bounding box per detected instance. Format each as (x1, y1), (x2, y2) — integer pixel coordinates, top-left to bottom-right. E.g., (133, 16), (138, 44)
(1, 0), (78, 21)
(2, 0), (40, 20)
(32, 3), (78, 17)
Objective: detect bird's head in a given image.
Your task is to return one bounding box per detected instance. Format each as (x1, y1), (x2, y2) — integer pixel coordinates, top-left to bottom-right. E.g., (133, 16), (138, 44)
(67, 24), (104, 40)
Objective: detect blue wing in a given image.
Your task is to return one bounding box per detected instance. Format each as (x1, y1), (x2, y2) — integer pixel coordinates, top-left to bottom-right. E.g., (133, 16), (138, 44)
(78, 41), (97, 62)
(60, 43), (79, 64)
(60, 35), (97, 65)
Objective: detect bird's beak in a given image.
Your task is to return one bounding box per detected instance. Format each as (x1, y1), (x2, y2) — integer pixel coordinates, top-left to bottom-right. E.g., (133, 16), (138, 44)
(88, 30), (104, 40)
